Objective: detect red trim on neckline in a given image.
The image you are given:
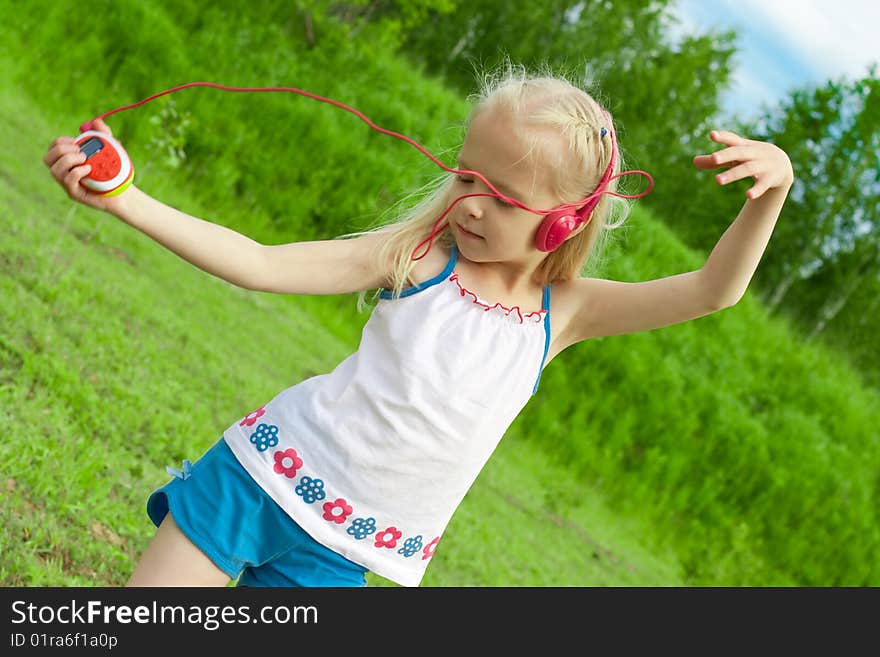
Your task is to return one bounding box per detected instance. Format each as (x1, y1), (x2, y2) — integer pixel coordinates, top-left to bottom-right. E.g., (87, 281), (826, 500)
(448, 272), (547, 324)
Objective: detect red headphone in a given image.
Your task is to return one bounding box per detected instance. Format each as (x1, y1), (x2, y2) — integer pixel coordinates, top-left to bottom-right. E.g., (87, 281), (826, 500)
(534, 118), (622, 252)
(535, 206), (592, 252)
(414, 108), (653, 259)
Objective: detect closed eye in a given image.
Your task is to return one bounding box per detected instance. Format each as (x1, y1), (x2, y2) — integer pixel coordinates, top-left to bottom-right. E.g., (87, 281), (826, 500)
(456, 176), (517, 208)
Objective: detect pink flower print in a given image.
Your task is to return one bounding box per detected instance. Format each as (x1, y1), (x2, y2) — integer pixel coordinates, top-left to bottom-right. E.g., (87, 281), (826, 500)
(423, 536), (440, 560)
(272, 449), (303, 479)
(240, 405), (266, 427)
(322, 498), (354, 525)
(374, 526), (403, 549)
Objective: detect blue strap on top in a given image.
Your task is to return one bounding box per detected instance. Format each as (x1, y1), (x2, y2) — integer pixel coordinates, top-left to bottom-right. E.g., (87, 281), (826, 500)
(378, 245), (457, 299)
(533, 284), (551, 394)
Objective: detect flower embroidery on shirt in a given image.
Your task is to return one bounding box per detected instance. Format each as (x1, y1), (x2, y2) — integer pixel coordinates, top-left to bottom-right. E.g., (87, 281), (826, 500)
(249, 423), (279, 452)
(240, 405), (266, 427)
(347, 517), (377, 540)
(398, 535), (423, 558)
(239, 413), (439, 567)
(374, 526), (403, 549)
(423, 536), (440, 560)
(272, 448), (303, 478)
(295, 476), (326, 504)
(322, 498), (354, 524)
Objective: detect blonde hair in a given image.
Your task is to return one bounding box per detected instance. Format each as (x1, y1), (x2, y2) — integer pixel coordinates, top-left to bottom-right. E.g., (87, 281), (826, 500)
(340, 58), (632, 312)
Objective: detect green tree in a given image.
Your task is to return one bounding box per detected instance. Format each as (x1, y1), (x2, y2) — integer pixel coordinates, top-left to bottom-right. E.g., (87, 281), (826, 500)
(661, 67), (880, 388)
(298, 0), (458, 51)
(394, 0), (736, 213)
(738, 70), (879, 332)
(696, 67), (880, 336)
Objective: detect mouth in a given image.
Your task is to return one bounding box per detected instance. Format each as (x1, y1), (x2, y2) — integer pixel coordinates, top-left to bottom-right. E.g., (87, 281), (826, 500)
(457, 224), (483, 239)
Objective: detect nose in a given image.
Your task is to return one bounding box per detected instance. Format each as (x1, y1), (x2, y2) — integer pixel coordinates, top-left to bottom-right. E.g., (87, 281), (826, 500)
(459, 193), (485, 220)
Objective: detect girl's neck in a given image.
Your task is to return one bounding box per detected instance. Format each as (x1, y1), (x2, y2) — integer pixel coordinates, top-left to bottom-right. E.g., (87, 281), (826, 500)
(455, 249), (544, 295)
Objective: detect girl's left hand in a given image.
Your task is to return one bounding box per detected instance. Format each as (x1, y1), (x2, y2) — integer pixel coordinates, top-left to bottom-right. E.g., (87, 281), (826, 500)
(693, 130), (794, 200)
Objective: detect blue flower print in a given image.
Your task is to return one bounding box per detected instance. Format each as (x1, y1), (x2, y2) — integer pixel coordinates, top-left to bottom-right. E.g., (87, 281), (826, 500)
(295, 476), (326, 504)
(347, 517), (377, 540)
(398, 534), (423, 558)
(249, 423), (279, 452)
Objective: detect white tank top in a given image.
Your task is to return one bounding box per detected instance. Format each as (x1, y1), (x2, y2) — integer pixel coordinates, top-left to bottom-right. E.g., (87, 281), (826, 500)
(223, 244), (552, 586)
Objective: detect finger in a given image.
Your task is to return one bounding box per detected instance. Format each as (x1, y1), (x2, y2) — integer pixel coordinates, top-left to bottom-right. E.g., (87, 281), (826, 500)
(710, 130), (748, 146)
(715, 161), (758, 185)
(51, 149), (88, 181)
(43, 137), (76, 166)
(693, 153), (743, 170)
(63, 164), (92, 199)
(746, 181), (768, 200)
(706, 145), (751, 167)
(93, 118), (112, 135)
(49, 145), (87, 174)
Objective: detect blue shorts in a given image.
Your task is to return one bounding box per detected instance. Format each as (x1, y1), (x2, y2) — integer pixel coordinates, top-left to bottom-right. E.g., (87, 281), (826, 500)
(147, 438), (368, 587)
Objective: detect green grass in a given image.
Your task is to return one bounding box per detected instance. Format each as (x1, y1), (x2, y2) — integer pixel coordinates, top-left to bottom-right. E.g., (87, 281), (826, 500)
(3, 1), (879, 587)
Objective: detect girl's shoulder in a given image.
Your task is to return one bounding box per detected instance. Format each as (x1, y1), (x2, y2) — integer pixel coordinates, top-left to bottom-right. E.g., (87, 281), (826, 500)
(406, 242), (453, 287)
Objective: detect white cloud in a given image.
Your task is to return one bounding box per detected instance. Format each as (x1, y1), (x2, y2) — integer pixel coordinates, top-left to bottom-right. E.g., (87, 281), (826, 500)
(735, 0), (879, 80)
(669, 0), (878, 120)
(722, 68), (781, 119)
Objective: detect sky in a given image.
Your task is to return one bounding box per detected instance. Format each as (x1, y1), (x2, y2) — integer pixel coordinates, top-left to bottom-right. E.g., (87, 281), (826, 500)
(668, 0), (879, 123)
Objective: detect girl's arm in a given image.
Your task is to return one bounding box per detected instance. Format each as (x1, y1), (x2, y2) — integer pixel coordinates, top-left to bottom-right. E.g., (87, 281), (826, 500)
(111, 185), (264, 290)
(44, 120), (389, 295)
(560, 130), (793, 346)
(694, 130), (794, 307)
(113, 187), (391, 294)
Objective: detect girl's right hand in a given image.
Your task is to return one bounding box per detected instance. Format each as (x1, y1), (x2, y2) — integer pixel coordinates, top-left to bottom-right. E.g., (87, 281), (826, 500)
(42, 118), (134, 214)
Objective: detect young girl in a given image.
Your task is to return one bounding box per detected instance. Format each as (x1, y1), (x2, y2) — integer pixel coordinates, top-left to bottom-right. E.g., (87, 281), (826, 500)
(43, 64), (793, 587)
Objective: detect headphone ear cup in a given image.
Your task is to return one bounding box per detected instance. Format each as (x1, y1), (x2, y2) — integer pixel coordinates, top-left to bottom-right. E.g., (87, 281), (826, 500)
(535, 196), (603, 252)
(535, 209), (581, 252)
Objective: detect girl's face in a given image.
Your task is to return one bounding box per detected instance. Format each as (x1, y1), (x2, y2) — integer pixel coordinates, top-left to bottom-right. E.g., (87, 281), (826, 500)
(450, 107), (563, 266)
